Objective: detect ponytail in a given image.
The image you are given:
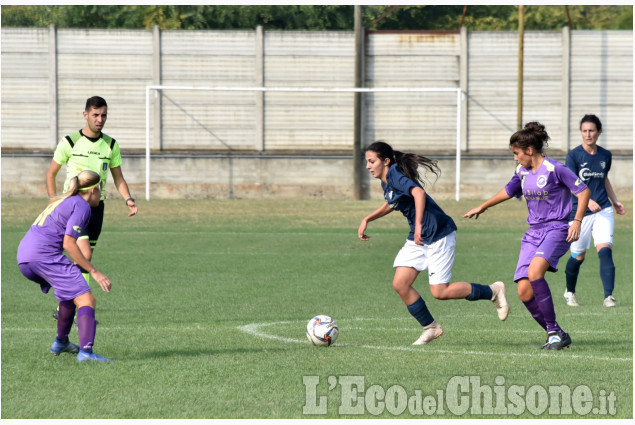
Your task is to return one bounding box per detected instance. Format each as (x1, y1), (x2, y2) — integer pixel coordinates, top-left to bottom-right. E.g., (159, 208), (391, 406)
(48, 170), (101, 206)
(366, 140), (440, 188)
(393, 150), (440, 188)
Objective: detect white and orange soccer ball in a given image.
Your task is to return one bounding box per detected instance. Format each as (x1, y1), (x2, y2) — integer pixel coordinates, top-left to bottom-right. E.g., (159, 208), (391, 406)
(306, 315), (339, 347)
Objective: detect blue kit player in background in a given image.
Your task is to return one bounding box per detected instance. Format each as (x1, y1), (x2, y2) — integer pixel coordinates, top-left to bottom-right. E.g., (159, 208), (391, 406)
(563, 114), (626, 308)
(359, 141), (509, 346)
(17, 170), (114, 362)
(464, 122), (590, 350)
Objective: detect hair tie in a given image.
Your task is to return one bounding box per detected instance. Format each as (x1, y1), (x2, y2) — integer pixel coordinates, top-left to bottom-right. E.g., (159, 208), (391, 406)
(79, 182), (100, 191)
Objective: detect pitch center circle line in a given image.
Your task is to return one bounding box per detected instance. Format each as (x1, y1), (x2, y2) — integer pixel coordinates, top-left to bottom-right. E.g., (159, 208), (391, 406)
(236, 320), (633, 362)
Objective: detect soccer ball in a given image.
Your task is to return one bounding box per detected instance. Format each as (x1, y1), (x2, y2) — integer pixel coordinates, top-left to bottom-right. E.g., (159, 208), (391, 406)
(306, 315), (339, 346)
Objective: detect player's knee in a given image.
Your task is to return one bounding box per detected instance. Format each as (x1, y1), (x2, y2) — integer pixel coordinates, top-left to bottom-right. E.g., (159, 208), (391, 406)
(429, 285), (450, 300)
(571, 251), (585, 261)
(516, 281), (534, 302)
(392, 279), (411, 296)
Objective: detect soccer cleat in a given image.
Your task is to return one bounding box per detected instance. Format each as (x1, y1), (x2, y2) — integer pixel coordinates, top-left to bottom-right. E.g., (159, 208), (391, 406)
(77, 350), (113, 363)
(50, 339), (80, 355)
(603, 295), (616, 307)
(412, 321), (443, 345)
(490, 281), (510, 321)
(563, 291), (579, 307)
(542, 330), (572, 350)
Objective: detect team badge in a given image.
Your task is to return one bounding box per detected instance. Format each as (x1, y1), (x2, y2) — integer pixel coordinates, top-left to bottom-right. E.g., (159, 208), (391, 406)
(536, 175), (548, 188)
(600, 161), (606, 169)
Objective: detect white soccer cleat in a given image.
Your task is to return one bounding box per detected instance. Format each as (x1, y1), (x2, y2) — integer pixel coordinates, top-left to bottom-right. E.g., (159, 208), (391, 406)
(490, 281), (510, 321)
(563, 291), (579, 307)
(412, 321), (443, 345)
(603, 295), (616, 308)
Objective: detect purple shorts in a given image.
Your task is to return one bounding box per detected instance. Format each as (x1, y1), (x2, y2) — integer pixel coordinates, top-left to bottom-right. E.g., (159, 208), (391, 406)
(18, 258), (91, 302)
(514, 222), (571, 282)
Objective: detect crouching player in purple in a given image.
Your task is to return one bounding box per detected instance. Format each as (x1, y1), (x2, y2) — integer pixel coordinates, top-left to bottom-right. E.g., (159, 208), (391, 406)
(359, 141), (509, 347)
(17, 170), (113, 362)
(465, 122), (590, 350)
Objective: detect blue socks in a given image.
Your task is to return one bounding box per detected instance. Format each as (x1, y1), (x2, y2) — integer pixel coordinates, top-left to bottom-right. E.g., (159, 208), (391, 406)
(564, 256), (584, 293)
(565, 248), (615, 298)
(598, 247), (615, 298)
(465, 283), (494, 301)
(407, 296), (434, 327)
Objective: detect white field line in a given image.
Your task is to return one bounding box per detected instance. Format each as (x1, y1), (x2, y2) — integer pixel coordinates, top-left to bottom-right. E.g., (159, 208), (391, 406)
(236, 320), (633, 363)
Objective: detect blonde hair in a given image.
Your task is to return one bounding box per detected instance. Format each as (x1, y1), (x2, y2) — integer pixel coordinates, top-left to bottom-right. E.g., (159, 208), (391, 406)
(48, 170), (101, 206)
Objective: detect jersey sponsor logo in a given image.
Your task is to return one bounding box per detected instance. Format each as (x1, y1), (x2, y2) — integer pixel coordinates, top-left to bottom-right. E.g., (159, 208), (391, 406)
(87, 150), (102, 155)
(536, 175), (548, 188)
(578, 168), (605, 181)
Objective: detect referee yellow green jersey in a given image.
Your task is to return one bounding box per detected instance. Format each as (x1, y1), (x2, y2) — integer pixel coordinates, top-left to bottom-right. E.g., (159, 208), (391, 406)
(53, 130), (122, 201)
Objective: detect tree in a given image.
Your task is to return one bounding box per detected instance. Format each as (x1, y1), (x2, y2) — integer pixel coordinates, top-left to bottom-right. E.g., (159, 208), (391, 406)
(1, 5), (632, 31)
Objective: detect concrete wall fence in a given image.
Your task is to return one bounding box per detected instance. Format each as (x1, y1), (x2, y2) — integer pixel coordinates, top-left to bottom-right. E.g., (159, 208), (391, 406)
(2, 26), (632, 200)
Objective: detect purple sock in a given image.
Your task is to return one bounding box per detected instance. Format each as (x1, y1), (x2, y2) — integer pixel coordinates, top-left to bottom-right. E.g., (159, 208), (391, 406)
(522, 297), (547, 330)
(56, 300), (76, 341)
(530, 278), (561, 333)
(76, 306), (96, 352)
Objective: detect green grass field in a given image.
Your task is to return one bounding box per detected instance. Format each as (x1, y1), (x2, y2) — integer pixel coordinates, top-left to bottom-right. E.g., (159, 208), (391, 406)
(2, 198), (632, 419)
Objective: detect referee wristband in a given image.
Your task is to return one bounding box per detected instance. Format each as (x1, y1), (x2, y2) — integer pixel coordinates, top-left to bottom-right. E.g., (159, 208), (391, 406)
(125, 197), (135, 206)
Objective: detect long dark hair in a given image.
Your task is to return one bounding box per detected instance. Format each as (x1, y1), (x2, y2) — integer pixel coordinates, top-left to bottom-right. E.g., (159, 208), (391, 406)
(509, 121), (550, 154)
(366, 140), (440, 188)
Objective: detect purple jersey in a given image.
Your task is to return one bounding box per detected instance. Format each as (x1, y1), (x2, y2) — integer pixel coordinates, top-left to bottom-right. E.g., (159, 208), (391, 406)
(17, 195), (91, 264)
(505, 157), (587, 226)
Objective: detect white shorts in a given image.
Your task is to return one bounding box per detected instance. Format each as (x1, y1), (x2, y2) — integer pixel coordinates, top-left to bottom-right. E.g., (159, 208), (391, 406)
(393, 231), (456, 285)
(569, 206), (614, 254)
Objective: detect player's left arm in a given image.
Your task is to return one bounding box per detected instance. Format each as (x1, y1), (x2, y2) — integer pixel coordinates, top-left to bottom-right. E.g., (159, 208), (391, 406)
(568, 187), (591, 243)
(604, 176), (625, 215)
(410, 186), (426, 246)
(110, 166), (138, 217)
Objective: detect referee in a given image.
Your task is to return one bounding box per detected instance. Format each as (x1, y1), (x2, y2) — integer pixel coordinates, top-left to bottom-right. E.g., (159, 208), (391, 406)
(46, 96), (138, 318)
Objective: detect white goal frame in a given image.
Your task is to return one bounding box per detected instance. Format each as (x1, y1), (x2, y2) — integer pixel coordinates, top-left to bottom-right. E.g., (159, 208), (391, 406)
(145, 85), (463, 201)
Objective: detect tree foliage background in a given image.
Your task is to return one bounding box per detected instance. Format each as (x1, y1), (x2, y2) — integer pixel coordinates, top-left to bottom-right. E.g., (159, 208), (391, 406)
(1, 5), (632, 31)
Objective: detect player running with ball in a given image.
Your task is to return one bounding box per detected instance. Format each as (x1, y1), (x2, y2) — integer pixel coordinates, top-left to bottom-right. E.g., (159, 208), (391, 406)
(465, 122), (590, 350)
(358, 141), (509, 346)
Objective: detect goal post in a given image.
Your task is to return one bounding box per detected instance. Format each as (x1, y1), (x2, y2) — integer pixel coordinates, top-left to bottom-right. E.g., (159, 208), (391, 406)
(145, 85), (463, 201)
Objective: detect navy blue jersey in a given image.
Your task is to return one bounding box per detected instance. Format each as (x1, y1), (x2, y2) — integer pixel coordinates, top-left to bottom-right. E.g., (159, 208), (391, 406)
(381, 164), (457, 244)
(565, 145), (612, 220)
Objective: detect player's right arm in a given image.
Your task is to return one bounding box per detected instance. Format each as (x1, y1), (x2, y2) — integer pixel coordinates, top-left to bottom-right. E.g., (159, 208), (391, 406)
(63, 234), (111, 292)
(46, 160), (62, 198)
(358, 202), (393, 241)
(463, 188), (512, 220)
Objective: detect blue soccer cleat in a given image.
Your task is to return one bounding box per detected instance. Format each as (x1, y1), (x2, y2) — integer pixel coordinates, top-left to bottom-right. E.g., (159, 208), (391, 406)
(50, 338), (80, 355)
(77, 350), (113, 363)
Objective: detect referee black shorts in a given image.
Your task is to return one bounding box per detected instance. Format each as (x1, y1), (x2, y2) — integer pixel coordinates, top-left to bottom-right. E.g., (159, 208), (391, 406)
(86, 200), (105, 249)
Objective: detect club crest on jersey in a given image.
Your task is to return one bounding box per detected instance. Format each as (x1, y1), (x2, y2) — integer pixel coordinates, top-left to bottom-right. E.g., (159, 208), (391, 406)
(600, 161), (606, 169)
(536, 175), (548, 188)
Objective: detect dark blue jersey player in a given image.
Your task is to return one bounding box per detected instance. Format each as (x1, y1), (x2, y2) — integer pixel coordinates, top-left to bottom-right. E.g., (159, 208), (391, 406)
(563, 114), (626, 308)
(358, 141), (509, 346)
